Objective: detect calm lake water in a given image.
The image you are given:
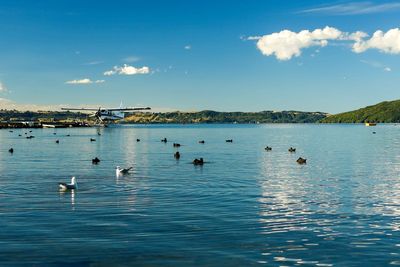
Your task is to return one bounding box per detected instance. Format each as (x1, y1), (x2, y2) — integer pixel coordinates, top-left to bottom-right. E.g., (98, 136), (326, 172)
(1, 124), (400, 266)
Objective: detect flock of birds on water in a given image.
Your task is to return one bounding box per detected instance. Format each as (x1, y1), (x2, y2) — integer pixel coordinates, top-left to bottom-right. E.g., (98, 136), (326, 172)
(5, 129), (308, 192)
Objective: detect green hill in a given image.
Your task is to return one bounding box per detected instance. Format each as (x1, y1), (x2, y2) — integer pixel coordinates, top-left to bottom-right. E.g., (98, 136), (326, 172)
(321, 100), (400, 123)
(123, 110), (327, 124)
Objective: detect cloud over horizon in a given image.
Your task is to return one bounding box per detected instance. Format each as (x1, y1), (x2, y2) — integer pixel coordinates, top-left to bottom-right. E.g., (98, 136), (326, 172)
(104, 64), (150, 76)
(65, 78), (105, 84)
(0, 98), (67, 111)
(0, 82), (7, 92)
(251, 27), (400, 60)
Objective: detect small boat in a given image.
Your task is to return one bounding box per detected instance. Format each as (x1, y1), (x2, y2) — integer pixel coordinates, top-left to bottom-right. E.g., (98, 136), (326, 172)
(365, 122), (377, 126)
(42, 124), (56, 128)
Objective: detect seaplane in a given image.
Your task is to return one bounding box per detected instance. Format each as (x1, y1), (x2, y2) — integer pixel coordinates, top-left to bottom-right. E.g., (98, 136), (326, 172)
(61, 102), (150, 125)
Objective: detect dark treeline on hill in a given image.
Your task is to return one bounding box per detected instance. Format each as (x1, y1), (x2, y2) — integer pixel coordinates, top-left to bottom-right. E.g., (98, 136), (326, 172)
(0, 110), (87, 121)
(321, 100), (400, 123)
(123, 110), (327, 123)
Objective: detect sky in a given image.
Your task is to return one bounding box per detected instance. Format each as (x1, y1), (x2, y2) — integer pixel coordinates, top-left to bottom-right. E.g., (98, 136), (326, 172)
(0, 0), (400, 113)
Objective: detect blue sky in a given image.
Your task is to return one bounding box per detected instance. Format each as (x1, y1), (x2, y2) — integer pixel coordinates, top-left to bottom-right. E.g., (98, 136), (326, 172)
(0, 0), (400, 113)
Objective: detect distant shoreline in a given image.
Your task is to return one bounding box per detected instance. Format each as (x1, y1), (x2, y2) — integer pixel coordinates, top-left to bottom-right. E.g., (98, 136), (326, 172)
(0, 110), (328, 127)
(4, 98), (399, 125)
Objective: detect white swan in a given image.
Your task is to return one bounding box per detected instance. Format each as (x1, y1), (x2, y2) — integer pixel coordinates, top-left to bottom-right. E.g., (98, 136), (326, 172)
(59, 176), (77, 190)
(116, 166), (133, 176)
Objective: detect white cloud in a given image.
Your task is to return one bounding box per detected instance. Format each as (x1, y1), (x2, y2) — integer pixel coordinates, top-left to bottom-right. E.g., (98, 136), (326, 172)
(246, 36), (262, 41)
(184, 45), (191, 50)
(251, 26), (400, 60)
(353, 28), (400, 54)
(0, 82), (7, 92)
(65, 78), (94, 84)
(255, 26), (344, 60)
(104, 64), (150, 76)
(65, 78), (105, 84)
(347, 31), (369, 42)
(300, 2), (400, 15)
(384, 67), (392, 72)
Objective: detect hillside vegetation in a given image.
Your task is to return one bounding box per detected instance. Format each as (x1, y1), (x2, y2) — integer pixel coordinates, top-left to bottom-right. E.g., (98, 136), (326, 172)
(0, 110), (87, 121)
(123, 110), (327, 124)
(321, 100), (400, 123)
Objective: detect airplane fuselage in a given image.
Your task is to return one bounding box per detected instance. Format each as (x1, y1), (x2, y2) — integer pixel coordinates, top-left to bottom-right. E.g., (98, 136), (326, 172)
(99, 110), (124, 121)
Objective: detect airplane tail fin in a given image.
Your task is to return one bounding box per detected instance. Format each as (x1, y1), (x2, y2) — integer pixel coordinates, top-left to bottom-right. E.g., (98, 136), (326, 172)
(118, 101), (125, 119)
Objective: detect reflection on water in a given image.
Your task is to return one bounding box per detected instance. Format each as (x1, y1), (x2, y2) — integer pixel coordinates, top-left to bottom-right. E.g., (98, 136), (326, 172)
(1, 124), (400, 265)
(59, 189), (75, 210)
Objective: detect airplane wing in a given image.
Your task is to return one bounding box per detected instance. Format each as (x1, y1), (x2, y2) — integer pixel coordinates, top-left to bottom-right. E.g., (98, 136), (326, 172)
(61, 108), (100, 111)
(106, 107), (151, 112)
(61, 107), (151, 112)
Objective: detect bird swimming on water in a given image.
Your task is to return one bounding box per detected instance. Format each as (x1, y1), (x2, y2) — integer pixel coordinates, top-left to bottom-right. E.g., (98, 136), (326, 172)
(288, 147), (296, 152)
(8, 148), (14, 153)
(116, 166), (133, 175)
(265, 146), (272, 151)
(193, 158), (204, 165)
(92, 157), (100, 164)
(174, 151), (181, 159)
(90, 138), (96, 142)
(226, 139), (233, 143)
(297, 157), (307, 164)
(59, 176), (77, 191)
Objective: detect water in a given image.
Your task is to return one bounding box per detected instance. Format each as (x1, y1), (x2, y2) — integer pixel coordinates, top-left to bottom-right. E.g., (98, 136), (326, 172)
(1, 124), (400, 266)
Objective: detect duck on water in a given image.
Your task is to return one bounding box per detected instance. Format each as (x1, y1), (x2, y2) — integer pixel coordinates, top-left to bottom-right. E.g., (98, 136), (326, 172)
(297, 157), (307, 164)
(193, 158), (204, 165)
(92, 157), (100, 164)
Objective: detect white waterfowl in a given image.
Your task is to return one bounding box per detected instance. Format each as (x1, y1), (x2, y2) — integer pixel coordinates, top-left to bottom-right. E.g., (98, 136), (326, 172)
(116, 166), (133, 175)
(59, 176), (77, 190)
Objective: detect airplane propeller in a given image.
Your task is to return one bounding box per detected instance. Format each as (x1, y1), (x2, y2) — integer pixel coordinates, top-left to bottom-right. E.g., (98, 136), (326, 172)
(88, 107), (103, 123)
